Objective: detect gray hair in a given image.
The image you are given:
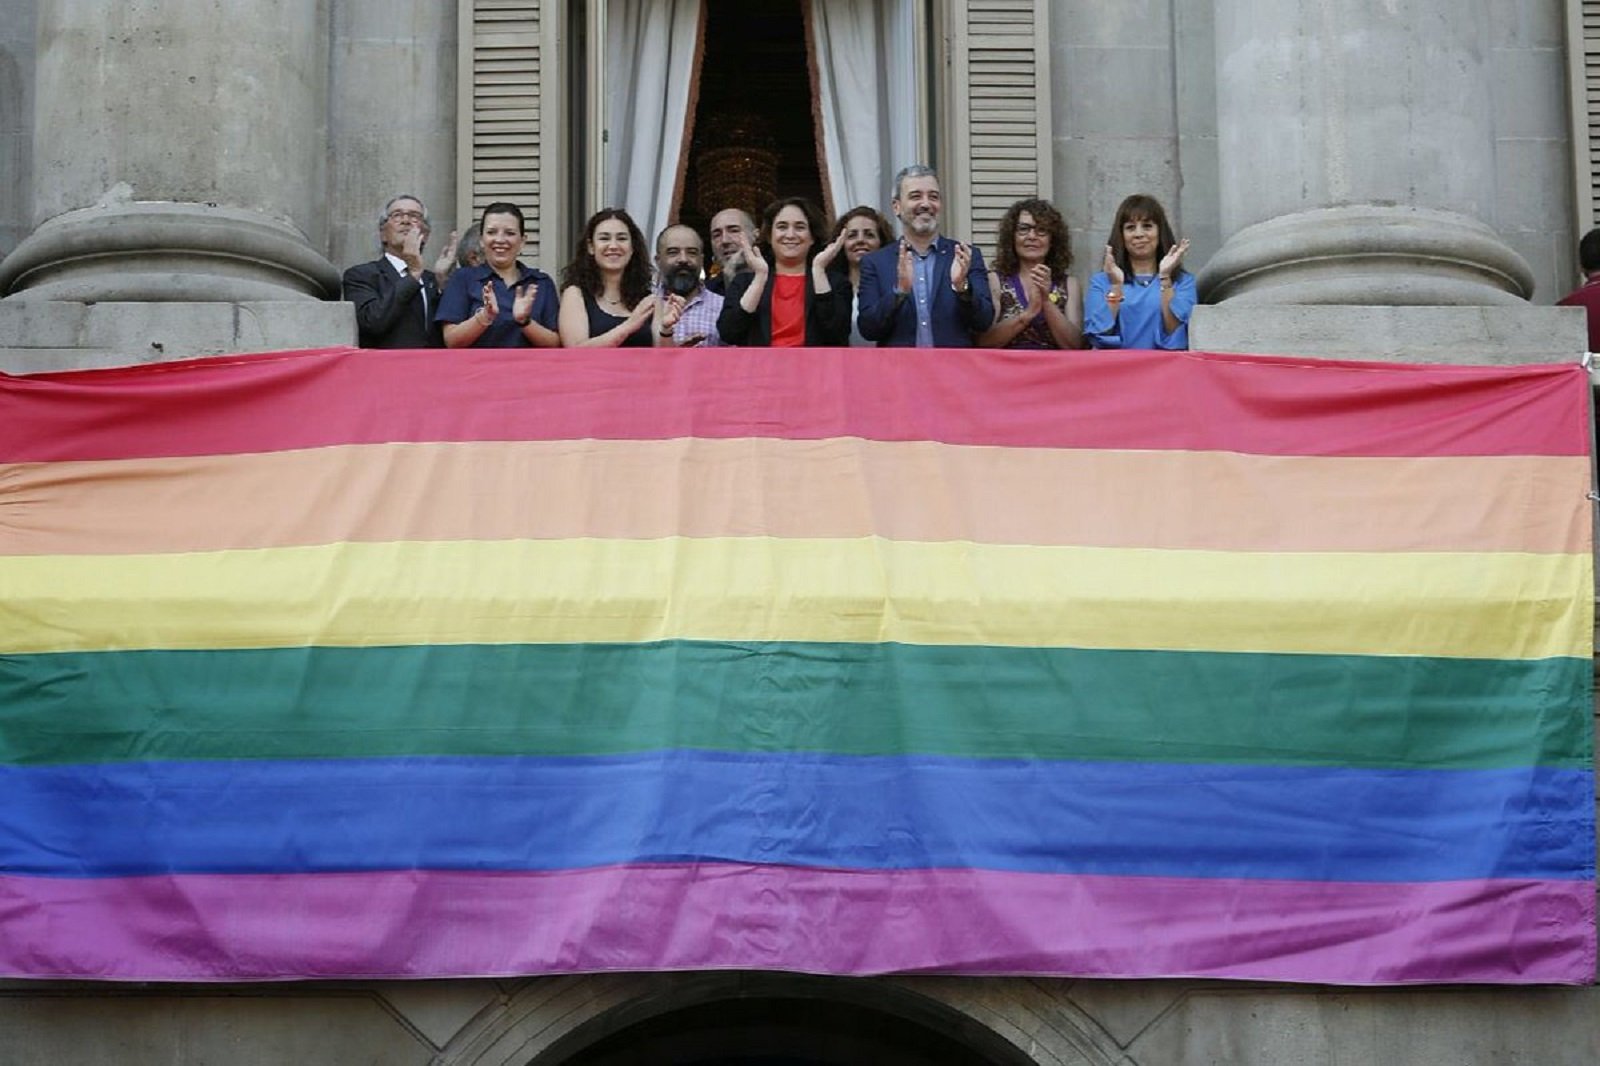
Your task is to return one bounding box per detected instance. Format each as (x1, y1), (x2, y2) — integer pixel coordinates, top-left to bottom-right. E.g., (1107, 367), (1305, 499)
(711, 207), (757, 235)
(456, 224), (483, 268)
(891, 164), (939, 203)
(378, 194), (429, 229)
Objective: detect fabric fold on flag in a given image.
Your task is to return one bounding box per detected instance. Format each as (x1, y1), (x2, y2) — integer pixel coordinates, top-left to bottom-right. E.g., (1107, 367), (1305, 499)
(0, 345), (1592, 984)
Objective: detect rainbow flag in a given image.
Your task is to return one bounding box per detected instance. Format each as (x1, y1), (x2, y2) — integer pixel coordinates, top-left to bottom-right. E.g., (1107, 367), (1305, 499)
(0, 346), (1592, 984)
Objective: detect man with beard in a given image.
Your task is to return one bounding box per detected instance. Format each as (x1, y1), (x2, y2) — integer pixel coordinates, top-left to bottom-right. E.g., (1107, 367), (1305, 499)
(342, 193), (449, 348)
(857, 165), (993, 347)
(706, 207), (758, 297)
(654, 223), (723, 346)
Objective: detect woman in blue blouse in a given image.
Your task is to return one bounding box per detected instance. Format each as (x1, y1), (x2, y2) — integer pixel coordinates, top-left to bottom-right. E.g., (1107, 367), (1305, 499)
(1084, 194), (1194, 350)
(436, 202), (560, 348)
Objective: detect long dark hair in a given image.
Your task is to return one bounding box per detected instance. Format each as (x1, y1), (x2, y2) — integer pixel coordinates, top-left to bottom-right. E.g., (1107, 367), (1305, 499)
(993, 197), (1072, 283)
(560, 207), (651, 308)
(760, 196), (829, 267)
(1106, 193), (1183, 279)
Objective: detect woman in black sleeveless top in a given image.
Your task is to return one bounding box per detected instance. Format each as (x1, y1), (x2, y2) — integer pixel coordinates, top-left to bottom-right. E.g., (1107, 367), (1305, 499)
(557, 208), (667, 347)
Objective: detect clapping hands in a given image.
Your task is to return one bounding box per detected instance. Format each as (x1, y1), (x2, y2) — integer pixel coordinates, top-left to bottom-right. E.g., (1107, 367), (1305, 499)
(511, 280), (537, 324)
(951, 242), (972, 291)
(431, 230), (460, 277)
(813, 232), (847, 273)
(1101, 245), (1124, 286)
(739, 233), (769, 278)
(1158, 238), (1191, 280)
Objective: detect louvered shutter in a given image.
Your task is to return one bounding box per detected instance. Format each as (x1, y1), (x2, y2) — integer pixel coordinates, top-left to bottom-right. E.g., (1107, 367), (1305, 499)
(1568, 1), (1600, 235)
(458, 0), (563, 266)
(943, 0), (1052, 253)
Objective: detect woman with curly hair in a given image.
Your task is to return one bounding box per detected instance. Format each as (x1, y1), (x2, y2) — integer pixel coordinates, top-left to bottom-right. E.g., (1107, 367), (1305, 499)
(1084, 193), (1194, 350)
(978, 197), (1082, 349)
(830, 205), (894, 345)
(717, 196), (852, 347)
(558, 207), (673, 347)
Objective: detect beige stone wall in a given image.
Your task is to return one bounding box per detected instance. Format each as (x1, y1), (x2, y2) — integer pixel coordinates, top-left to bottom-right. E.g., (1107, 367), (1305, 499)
(1047, 0), (1222, 297)
(0, 0), (36, 260)
(4, 975), (1597, 1064)
(1489, 3), (1579, 302)
(327, 0), (460, 278)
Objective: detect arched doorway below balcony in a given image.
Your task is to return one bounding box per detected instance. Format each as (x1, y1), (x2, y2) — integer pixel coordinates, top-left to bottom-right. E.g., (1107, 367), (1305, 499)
(438, 973), (1124, 1066)
(546, 992), (1033, 1065)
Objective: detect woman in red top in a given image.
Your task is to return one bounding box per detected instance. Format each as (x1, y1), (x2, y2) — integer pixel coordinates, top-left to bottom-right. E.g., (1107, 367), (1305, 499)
(716, 197), (852, 347)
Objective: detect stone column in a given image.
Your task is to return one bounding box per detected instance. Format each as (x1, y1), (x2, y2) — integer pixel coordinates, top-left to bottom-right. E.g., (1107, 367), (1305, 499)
(328, 2), (459, 276)
(1199, 0), (1533, 306)
(0, 0), (339, 302)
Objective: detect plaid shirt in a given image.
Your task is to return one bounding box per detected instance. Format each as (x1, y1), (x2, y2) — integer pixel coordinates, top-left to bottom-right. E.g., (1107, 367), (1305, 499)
(659, 285), (724, 346)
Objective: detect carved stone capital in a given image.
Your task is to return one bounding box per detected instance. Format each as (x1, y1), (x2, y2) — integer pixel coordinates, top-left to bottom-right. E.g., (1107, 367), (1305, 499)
(1197, 205), (1534, 306)
(0, 202), (339, 302)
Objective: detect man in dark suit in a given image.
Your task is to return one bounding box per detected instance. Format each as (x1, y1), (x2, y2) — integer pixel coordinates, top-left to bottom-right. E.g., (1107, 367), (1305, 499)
(341, 194), (444, 348)
(857, 165), (994, 347)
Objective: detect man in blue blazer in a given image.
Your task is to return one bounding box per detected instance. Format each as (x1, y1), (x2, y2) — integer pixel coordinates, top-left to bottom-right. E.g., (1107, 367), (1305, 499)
(857, 165), (994, 347)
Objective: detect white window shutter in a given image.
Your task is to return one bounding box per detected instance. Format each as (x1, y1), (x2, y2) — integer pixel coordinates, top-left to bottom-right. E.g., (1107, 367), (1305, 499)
(459, 0), (562, 265)
(1566, 1), (1600, 236)
(944, 0), (1053, 253)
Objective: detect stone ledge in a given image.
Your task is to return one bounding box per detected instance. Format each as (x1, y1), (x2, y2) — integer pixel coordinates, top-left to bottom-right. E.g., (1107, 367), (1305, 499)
(1190, 304), (1587, 366)
(0, 300), (355, 373)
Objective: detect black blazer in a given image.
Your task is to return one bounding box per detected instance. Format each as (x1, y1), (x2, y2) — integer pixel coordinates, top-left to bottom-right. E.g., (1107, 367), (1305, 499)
(717, 267), (852, 347)
(341, 258), (443, 348)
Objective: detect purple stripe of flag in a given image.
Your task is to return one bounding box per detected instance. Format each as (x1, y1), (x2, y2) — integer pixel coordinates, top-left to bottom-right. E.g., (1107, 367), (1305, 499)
(1, 865), (1590, 984)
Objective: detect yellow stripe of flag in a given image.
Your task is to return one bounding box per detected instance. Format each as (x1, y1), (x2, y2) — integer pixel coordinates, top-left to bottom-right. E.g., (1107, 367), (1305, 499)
(0, 537), (1588, 659)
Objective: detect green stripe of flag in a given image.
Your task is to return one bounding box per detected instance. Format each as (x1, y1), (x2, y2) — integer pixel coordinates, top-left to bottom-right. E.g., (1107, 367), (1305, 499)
(2, 642), (1589, 770)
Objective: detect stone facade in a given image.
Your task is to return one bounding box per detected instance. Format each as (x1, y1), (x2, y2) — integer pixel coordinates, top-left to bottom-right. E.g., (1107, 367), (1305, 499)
(0, 1), (1594, 1062)
(3, 974), (1597, 1063)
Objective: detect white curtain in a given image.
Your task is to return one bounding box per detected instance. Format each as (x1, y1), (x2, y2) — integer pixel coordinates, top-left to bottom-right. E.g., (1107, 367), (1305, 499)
(605, 0), (703, 243)
(809, 0), (918, 217)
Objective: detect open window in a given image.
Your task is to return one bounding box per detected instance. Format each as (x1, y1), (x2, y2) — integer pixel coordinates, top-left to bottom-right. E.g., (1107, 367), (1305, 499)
(458, 0), (1052, 264)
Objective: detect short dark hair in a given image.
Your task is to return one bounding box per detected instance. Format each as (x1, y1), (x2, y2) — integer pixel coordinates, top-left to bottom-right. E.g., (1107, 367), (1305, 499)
(1580, 228), (1600, 274)
(655, 223), (703, 256)
(479, 202), (525, 234)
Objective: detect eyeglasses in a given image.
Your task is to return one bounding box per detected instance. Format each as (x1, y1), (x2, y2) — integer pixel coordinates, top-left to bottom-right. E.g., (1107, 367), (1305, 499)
(387, 209), (425, 223)
(1015, 223), (1045, 236)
